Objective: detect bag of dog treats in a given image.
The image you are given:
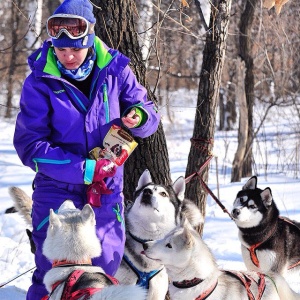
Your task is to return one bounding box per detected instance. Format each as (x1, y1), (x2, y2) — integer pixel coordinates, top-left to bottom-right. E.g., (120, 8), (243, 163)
(89, 124), (138, 166)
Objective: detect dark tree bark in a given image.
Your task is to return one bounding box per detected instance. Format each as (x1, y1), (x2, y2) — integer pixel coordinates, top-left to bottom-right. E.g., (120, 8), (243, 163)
(5, 1), (20, 119)
(47, 0), (61, 16)
(186, 0), (232, 234)
(231, 59), (248, 182)
(239, 0), (258, 177)
(93, 0), (171, 201)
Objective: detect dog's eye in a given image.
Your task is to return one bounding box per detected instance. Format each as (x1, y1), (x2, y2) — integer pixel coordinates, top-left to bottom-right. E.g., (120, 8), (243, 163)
(160, 192), (168, 197)
(249, 205), (256, 209)
(166, 243), (172, 248)
(240, 196), (247, 203)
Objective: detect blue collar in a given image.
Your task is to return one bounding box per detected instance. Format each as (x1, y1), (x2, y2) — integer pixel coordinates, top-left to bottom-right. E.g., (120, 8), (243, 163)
(123, 254), (163, 289)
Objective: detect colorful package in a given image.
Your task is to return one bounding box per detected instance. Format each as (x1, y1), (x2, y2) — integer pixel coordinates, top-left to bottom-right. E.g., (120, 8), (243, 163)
(89, 125), (138, 166)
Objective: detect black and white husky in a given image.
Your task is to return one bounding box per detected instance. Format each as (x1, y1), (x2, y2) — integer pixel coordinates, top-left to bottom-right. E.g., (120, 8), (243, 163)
(143, 218), (300, 300)
(42, 200), (146, 300)
(231, 176), (300, 276)
(115, 169), (203, 300)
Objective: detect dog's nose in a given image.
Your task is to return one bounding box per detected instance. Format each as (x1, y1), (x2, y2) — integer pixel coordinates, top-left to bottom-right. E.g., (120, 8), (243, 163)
(142, 243), (148, 250)
(143, 188), (153, 196)
(232, 208), (240, 218)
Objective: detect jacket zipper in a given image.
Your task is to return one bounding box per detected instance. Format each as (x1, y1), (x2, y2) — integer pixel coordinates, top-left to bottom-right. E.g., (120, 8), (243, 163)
(103, 83), (110, 123)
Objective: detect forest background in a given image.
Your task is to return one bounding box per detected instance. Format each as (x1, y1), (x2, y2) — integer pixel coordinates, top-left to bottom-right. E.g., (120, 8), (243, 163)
(1, 1), (300, 298)
(0, 0), (299, 233)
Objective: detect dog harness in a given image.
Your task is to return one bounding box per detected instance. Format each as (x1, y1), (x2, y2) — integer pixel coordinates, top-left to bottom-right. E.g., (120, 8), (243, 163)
(247, 217), (300, 269)
(172, 278), (218, 300)
(224, 270), (266, 300)
(124, 231), (164, 289)
(123, 254), (163, 289)
(172, 271), (266, 300)
(42, 268), (118, 300)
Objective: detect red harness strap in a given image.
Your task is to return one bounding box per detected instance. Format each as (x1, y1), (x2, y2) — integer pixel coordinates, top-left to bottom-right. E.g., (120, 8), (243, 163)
(225, 270), (266, 300)
(246, 221), (278, 268)
(194, 280), (218, 300)
(42, 269), (119, 300)
(52, 259), (92, 268)
(248, 243), (263, 268)
(248, 217), (300, 270)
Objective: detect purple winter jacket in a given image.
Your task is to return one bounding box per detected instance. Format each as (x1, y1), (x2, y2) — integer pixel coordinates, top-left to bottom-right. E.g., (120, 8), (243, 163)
(14, 36), (160, 192)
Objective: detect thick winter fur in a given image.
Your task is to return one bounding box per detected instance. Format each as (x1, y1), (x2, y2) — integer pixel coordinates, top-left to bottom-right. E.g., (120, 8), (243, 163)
(43, 200), (146, 300)
(9, 186), (36, 253)
(142, 218), (300, 300)
(231, 176), (300, 276)
(9, 186), (33, 227)
(115, 169), (203, 300)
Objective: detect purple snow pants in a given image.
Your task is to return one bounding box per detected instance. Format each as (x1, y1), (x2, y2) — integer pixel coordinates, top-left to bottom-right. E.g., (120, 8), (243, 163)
(26, 175), (125, 300)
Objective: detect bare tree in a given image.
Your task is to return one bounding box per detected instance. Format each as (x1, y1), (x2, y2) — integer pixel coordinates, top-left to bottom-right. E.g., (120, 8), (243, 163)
(93, 0), (172, 200)
(231, 59), (248, 182)
(3, 0), (27, 118)
(185, 0), (232, 234)
(1, 0), (60, 118)
(238, 0), (259, 178)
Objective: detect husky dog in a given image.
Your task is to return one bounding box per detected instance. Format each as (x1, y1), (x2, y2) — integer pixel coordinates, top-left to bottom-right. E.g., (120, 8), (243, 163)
(142, 218), (300, 300)
(115, 169), (203, 300)
(9, 186), (36, 254)
(231, 176), (300, 276)
(42, 200), (146, 300)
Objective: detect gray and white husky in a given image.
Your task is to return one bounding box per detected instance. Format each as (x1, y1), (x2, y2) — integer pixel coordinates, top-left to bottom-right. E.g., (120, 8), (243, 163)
(42, 200), (146, 300)
(115, 169), (203, 300)
(231, 176), (300, 276)
(142, 218), (300, 300)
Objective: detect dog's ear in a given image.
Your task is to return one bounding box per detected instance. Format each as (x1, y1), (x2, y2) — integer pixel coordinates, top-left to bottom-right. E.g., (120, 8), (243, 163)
(242, 176), (257, 190)
(81, 204), (95, 224)
(49, 209), (61, 228)
(260, 188), (273, 207)
(182, 221), (195, 249)
(58, 200), (76, 213)
(172, 176), (185, 201)
(136, 169), (152, 190)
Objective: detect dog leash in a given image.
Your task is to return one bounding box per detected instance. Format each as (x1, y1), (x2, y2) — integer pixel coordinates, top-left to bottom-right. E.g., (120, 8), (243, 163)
(0, 266), (36, 288)
(185, 153), (233, 220)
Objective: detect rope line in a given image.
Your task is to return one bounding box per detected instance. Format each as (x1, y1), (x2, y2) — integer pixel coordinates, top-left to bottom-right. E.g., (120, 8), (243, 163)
(185, 138), (232, 220)
(0, 266), (36, 288)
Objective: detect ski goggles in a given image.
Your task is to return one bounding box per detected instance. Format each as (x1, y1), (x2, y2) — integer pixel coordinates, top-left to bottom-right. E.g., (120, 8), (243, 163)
(46, 14), (95, 39)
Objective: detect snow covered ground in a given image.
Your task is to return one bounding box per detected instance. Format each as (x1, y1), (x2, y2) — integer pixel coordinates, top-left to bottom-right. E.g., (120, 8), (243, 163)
(1, 88), (300, 298)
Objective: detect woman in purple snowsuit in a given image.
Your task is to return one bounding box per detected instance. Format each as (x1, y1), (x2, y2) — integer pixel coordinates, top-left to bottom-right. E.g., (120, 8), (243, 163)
(13, 0), (160, 299)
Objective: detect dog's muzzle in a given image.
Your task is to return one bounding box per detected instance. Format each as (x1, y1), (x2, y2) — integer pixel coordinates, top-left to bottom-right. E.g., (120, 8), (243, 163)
(141, 188), (153, 205)
(231, 208), (241, 219)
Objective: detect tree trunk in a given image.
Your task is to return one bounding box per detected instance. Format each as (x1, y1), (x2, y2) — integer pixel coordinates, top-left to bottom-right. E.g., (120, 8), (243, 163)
(93, 0), (171, 202)
(5, 1), (19, 118)
(186, 0), (232, 235)
(231, 59), (248, 182)
(239, 0), (258, 177)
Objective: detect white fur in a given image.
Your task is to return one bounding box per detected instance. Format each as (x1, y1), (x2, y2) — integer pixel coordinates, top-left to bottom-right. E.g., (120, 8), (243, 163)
(240, 242), (279, 274)
(233, 204), (263, 228)
(43, 200), (147, 300)
(43, 202), (101, 262)
(143, 219), (300, 300)
(115, 169), (203, 300)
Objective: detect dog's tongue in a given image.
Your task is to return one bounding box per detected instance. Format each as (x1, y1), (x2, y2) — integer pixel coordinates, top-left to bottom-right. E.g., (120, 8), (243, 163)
(141, 250), (145, 255)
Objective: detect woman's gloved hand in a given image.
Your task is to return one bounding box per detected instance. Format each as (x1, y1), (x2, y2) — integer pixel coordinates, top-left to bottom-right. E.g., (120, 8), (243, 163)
(92, 159), (116, 182)
(87, 159), (117, 207)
